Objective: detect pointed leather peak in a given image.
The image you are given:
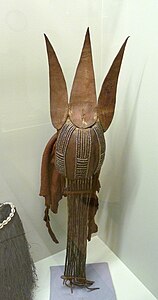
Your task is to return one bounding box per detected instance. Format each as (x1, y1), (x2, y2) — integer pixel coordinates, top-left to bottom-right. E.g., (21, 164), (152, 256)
(44, 34), (68, 129)
(98, 37), (129, 132)
(69, 28), (97, 128)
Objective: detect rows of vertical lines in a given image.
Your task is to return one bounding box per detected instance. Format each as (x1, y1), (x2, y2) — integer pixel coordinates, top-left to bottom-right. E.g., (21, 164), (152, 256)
(93, 122), (105, 174)
(63, 178), (92, 284)
(55, 121), (75, 176)
(75, 128), (91, 179)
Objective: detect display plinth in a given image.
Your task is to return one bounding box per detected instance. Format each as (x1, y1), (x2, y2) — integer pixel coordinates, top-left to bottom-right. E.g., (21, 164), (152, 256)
(35, 237), (157, 300)
(50, 263), (116, 300)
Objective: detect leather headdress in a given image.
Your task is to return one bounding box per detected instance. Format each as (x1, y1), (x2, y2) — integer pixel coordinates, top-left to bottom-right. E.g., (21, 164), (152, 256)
(40, 28), (128, 290)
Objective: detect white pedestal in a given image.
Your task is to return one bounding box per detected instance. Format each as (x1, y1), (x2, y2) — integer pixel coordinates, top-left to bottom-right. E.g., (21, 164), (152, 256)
(34, 236), (156, 300)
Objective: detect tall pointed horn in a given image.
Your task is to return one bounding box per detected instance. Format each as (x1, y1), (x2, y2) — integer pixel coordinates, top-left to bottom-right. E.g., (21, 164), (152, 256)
(98, 37), (129, 132)
(44, 34), (69, 130)
(69, 28), (97, 128)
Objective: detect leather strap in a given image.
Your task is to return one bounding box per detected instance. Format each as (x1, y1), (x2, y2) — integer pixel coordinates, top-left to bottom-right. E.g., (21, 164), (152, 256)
(43, 207), (59, 244)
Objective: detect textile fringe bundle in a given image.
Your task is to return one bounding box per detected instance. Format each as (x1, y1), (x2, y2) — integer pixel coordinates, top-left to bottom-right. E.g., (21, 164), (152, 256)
(62, 179), (92, 289)
(0, 202), (37, 300)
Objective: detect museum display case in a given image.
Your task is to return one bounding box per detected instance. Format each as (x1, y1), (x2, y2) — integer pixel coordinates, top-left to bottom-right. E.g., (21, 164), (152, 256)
(0, 1), (158, 299)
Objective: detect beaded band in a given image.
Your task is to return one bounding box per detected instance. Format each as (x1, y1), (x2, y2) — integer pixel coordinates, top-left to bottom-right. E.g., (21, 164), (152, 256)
(0, 202), (16, 229)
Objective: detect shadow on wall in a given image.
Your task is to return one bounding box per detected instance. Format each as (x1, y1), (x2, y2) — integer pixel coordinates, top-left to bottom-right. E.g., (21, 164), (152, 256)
(97, 65), (146, 254)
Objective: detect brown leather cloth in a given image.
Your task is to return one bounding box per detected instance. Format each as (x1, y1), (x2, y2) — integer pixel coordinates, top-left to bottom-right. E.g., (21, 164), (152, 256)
(40, 133), (65, 243)
(40, 132), (100, 243)
(40, 133), (65, 213)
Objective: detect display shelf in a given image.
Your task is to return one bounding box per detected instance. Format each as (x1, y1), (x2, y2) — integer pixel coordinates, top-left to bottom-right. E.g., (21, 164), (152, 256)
(34, 236), (156, 300)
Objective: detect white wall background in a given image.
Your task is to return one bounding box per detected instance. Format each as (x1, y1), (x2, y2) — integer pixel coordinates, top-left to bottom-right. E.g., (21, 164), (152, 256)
(0, 0), (158, 298)
(97, 0), (158, 299)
